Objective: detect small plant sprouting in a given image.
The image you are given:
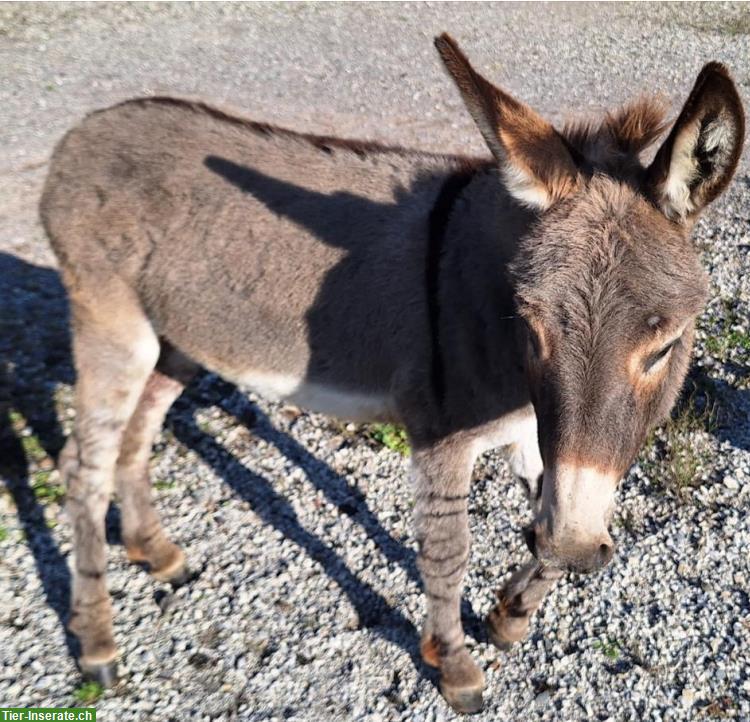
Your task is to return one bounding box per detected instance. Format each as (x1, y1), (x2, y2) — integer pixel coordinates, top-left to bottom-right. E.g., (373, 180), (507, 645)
(639, 383), (717, 500)
(9, 409), (26, 431)
(701, 297), (750, 366)
(367, 423), (410, 456)
(73, 680), (104, 704)
(31, 470), (65, 504)
(21, 433), (47, 463)
(593, 637), (621, 661)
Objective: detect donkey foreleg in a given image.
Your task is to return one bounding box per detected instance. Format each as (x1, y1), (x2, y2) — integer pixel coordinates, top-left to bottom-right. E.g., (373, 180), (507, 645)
(486, 560), (563, 649)
(413, 442), (484, 714)
(488, 413), (561, 647)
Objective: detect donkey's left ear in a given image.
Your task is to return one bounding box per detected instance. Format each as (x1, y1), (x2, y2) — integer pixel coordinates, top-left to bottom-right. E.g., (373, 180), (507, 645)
(647, 62), (745, 223)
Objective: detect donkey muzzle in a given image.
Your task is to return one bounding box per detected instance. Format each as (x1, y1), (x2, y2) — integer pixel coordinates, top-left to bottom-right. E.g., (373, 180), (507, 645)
(524, 525), (614, 574)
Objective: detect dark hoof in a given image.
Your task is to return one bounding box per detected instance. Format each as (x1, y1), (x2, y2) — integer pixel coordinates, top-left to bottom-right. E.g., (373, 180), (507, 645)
(441, 683), (484, 714)
(80, 659), (118, 687)
(169, 563), (202, 589)
(486, 606), (528, 651)
(490, 636), (513, 652)
(486, 620), (514, 651)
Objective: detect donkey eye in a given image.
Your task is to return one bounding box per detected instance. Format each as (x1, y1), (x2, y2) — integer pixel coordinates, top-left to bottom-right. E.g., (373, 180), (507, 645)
(644, 339), (678, 372)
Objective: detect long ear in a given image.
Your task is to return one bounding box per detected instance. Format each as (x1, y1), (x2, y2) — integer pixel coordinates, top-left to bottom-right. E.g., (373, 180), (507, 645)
(434, 33), (579, 211)
(647, 62), (745, 222)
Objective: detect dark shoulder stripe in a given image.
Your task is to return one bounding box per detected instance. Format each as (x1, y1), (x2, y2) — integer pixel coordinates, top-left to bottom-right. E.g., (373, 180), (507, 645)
(426, 166), (483, 406)
(96, 96), (490, 164)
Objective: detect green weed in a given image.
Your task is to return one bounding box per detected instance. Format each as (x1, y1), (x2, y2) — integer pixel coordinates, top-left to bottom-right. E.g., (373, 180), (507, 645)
(367, 423), (410, 456)
(593, 637), (621, 661)
(639, 387), (716, 500)
(31, 470), (65, 504)
(73, 681), (104, 704)
(702, 298), (750, 364)
(21, 433), (46, 463)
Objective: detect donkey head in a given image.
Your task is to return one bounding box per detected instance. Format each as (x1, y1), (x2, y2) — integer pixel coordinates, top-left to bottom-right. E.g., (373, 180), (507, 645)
(436, 34), (745, 573)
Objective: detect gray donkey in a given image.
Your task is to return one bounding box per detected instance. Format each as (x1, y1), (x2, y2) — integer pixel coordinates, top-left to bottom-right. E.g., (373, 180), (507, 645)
(40, 34), (744, 713)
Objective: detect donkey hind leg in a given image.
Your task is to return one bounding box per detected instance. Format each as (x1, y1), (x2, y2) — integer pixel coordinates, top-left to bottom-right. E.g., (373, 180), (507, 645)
(486, 560), (563, 649)
(63, 302), (159, 685)
(413, 444), (484, 714)
(116, 348), (198, 584)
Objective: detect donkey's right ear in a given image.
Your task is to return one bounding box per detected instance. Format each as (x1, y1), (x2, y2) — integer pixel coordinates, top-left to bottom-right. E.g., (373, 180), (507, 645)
(435, 33), (579, 211)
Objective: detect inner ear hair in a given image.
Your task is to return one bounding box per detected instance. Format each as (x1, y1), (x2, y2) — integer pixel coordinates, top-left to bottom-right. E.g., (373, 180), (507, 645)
(562, 96), (669, 170)
(647, 62), (745, 222)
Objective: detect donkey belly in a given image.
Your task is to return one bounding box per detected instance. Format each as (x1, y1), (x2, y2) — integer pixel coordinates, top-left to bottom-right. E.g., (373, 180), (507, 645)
(149, 254), (401, 424)
(216, 367), (396, 423)
(140, 202), (406, 424)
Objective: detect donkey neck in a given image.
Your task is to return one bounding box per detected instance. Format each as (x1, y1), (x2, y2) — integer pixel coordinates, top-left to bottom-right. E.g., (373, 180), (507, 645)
(431, 168), (537, 431)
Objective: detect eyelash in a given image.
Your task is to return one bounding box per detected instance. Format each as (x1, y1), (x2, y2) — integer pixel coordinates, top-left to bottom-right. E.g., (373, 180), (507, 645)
(644, 338), (679, 372)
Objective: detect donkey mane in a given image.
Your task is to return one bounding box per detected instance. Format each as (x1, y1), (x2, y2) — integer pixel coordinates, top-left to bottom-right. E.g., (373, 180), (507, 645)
(561, 96), (670, 173)
(95, 94), (670, 188)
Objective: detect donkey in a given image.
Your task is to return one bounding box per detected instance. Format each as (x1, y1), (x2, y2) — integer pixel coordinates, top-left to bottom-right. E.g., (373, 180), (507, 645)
(40, 34), (744, 713)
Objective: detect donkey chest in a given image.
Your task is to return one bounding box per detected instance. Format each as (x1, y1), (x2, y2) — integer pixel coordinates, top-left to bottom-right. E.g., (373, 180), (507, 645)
(471, 404), (539, 455)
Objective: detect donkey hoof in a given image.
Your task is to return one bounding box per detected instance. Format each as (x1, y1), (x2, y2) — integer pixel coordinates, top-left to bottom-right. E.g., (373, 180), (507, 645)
(151, 549), (194, 587)
(487, 628), (514, 651)
(168, 563), (200, 589)
(440, 682), (484, 715)
(80, 658), (118, 687)
(486, 606), (529, 651)
(486, 615), (515, 651)
(438, 648), (485, 714)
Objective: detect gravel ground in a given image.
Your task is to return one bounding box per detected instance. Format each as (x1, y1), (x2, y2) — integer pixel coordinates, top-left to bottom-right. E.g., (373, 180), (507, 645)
(1, 3), (749, 720)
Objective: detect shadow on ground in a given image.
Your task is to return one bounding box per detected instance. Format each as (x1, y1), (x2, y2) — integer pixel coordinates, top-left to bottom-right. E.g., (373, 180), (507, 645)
(2, 252), (748, 679)
(0, 251), (493, 684)
(683, 364), (750, 452)
(0, 254), (77, 658)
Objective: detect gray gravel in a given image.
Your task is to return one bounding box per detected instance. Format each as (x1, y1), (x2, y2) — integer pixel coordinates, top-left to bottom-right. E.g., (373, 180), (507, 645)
(1, 2), (750, 720)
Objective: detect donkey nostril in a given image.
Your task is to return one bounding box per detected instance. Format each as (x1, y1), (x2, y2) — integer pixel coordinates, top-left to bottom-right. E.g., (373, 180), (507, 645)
(598, 543), (614, 566)
(523, 527), (537, 556)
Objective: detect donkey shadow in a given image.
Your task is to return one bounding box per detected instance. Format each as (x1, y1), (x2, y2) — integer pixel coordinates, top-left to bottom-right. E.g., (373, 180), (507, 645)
(683, 364), (750, 453)
(0, 251), (488, 682)
(0, 253), (78, 657)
